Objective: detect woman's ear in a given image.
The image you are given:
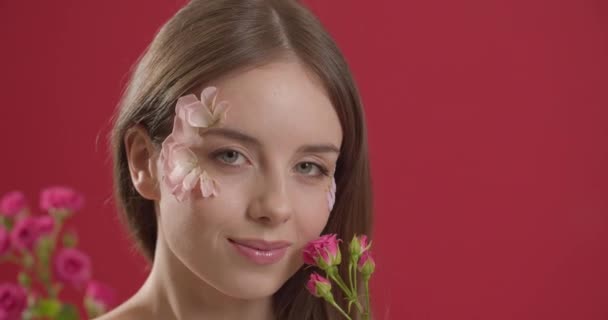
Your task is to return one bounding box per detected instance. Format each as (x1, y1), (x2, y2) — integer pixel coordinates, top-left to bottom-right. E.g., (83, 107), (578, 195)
(124, 125), (161, 201)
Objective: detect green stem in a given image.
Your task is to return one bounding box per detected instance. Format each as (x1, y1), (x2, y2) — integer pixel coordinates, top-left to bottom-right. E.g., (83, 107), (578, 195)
(39, 213), (65, 299)
(352, 259), (361, 310)
(328, 270), (352, 298)
(364, 278), (371, 320)
(348, 261), (354, 293)
(353, 261), (358, 295)
(329, 300), (353, 320)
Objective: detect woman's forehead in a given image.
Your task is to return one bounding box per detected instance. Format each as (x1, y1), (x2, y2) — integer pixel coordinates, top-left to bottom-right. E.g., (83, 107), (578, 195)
(209, 61), (343, 150)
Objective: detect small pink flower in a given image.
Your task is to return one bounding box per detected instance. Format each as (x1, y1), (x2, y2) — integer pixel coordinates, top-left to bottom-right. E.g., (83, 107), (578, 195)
(165, 141), (198, 182)
(159, 87), (228, 202)
(0, 283), (27, 320)
(54, 248), (92, 289)
(302, 234), (342, 269)
(177, 86), (230, 129)
(0, 227), (10, 256)
(40, 186), (84, 212)
(160, 138), (204, 202)
(0, 191), (27, 217)
(35, 216), (54, 235)
(305, 272), (332, 299)
(358, 251), (375, 277)
(10, 217), (42, 251)
(85, 280), (116, 312)
(8, 216), (53, 252)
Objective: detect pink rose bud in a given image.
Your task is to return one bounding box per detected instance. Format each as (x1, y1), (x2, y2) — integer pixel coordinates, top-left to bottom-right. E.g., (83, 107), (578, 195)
(0, 227), (10, 256)
(54, 248), (92, 289)
(0, 191), (27, 217)
(10, 217), (43, 251)
(35, 216), (55, 235)
(349, 234), (370, 258)
(302, 234), (342, 270)
(84, 280), (116, 312)
(40, 186), (84, 212)
(306, 272), (333, 301)
(358, 251), (375, 278)
(0, 283), (27, 320)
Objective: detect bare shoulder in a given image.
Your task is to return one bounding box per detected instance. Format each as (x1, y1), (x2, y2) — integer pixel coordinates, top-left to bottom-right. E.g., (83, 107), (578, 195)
(91, 301), (152, 320)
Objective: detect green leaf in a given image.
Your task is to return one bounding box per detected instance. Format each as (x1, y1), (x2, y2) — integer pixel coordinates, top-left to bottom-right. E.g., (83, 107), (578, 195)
(0, 216), (8, 229)
(18, 271), (31, 288)
(62, 232), (78, 248)
(33, 298), (62, 317)
(56, 303), (79, 320)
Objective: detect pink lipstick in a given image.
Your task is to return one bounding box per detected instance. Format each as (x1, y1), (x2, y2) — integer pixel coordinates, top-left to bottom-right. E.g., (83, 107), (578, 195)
(229, 238), (291, 265)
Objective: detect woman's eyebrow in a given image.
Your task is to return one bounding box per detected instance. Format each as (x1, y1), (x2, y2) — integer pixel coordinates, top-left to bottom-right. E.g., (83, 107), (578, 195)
(203, 127), (339, 154)
(296, 144), (340, 154)
(202, 128), (262, 147)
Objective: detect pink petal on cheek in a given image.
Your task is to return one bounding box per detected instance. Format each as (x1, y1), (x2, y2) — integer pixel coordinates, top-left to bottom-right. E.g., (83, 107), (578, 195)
(326, 177), (336, 211)
(172, 184), (188, 202)
(168, 165), (190, 186)
(199, 171), (219, 198)
(182, 167), (201, 191)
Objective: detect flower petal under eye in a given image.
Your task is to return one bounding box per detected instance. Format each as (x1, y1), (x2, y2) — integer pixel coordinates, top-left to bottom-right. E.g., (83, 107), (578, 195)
(200, 170), (219, 198)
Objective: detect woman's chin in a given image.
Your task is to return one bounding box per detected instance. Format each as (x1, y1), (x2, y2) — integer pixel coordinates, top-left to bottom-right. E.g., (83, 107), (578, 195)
(217, 282), (282, 300)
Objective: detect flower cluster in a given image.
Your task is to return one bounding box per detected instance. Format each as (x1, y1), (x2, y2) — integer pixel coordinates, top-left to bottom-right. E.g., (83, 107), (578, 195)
(0, 187), (115, 320)
(303, 234), (375, 320)
(159, 86), (230, 202)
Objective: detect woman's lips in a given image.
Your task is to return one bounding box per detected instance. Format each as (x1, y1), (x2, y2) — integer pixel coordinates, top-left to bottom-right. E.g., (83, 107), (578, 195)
(228, 238), (291, 265)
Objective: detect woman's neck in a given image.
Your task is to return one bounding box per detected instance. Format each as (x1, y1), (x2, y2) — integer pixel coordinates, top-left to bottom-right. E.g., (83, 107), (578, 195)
(126, 232), (275, 320)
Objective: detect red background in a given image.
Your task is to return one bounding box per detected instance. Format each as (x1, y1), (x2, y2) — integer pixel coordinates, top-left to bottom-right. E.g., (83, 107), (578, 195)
(1, 1), (607, 319)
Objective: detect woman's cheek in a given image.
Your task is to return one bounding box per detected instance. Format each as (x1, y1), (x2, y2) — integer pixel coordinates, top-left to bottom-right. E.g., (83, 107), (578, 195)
(293, 185), (331, 237)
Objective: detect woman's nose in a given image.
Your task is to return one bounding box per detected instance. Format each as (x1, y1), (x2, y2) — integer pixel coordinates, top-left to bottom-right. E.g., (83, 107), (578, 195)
(247, 173), (293, 226)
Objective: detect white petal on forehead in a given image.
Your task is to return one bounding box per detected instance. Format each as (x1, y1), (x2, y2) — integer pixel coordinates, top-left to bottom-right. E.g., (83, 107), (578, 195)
(176, 94), (200, 117)
(200, 87), (218, 107)
(177, 94), (199, 106)
(212, 101), (230, 122)
(171, 116), (204, 146)
(184, 103), (214, 128)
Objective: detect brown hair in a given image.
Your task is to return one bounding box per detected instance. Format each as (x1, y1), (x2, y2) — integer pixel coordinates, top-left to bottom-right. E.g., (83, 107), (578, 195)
(110, 0), (373, 318)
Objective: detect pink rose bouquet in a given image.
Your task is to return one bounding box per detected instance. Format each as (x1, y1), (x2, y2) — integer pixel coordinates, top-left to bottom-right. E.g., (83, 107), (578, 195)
(0, 187), (115, 320)
(303, 233), (375, 320)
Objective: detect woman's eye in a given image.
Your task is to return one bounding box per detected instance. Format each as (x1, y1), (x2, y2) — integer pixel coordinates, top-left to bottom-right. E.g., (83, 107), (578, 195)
(216, 150), (246, 166)
(296, 162), (326, 176)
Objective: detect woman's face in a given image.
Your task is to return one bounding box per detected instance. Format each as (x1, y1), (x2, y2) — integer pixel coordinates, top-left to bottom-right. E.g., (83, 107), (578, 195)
(156, 60), (342, 299)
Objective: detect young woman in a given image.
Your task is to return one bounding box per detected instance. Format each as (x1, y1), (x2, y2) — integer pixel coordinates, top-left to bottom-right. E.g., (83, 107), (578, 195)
(104, 0), (373, 319)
